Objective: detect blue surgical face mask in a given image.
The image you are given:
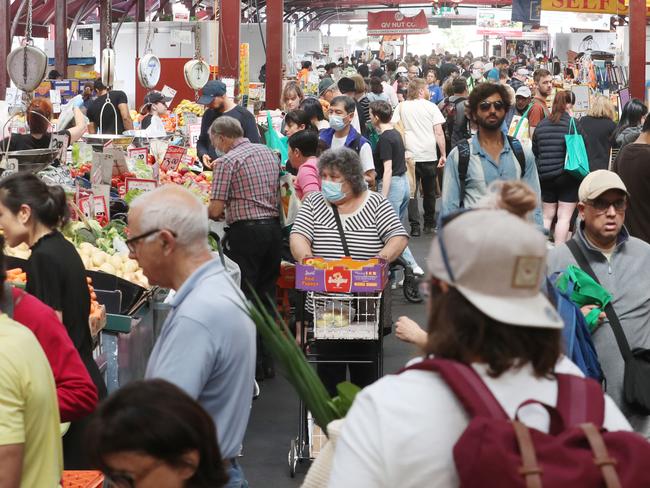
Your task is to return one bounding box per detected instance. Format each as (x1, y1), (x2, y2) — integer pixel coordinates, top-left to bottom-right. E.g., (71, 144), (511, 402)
(329, 115), (347, 132)
(322, 180), (347, 202)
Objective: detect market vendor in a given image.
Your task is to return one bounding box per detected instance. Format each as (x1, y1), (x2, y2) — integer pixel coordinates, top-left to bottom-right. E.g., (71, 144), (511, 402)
(139, 90), (168, 134)
(197, 80), (261, 169)
(0, 98), (87, 153)
(87, 78), (134, 135)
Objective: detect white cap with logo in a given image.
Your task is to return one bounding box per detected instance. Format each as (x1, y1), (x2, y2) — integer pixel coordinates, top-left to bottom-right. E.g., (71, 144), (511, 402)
(578, 170), (628, 202)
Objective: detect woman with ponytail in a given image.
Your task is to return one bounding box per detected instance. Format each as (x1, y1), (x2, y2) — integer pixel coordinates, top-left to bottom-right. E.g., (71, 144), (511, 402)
(0, 172), (106, 469)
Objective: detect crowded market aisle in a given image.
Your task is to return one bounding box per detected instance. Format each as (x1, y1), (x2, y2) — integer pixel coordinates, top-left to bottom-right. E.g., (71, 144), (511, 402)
(241, 234), (432, 486)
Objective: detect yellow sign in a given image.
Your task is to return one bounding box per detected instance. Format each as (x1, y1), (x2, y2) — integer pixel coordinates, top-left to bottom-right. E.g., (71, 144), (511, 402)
(239, 43), (250, 97)
(541, 0), (650, 14)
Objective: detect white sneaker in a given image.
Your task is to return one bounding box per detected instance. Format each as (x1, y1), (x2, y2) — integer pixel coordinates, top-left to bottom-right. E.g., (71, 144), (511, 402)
(412, 265), (425, 276)
(397, 277), (405, 287)
(391, 281), (398, 290)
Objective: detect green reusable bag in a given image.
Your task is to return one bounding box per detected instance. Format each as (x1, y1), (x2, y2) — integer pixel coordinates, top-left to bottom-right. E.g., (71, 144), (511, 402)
(555, 264), (612, 331)
(564, 117), (590, 180)
(264, 111), (289, 166)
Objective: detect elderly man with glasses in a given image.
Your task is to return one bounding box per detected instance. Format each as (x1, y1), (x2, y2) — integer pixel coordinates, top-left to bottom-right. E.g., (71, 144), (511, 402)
(548, 170), (650, 437)
(127, 184), (256, 488)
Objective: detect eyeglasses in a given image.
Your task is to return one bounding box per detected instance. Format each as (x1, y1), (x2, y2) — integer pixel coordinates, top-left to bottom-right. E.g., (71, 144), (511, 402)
(125, 228), (177, 253)
(586, 198), (627, 214)
(478, 100), (506, 112)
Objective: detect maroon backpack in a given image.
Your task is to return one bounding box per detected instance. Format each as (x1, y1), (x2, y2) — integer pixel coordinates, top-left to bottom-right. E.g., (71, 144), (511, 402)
(403, 358), (650, 487)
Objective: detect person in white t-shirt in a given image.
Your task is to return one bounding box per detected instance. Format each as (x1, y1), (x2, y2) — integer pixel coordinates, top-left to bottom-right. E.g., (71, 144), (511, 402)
(392, 78), (447, 236)
(328, 209), (632, 488)
(319, 96), (376, 186)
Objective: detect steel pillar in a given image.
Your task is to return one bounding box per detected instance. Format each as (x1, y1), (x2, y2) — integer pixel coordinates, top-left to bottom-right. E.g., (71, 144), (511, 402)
(629, 0), (647, 101)
(99, 0), (110, 63)
(218, 0), (240, 80)
(265, 0), (283, 109)
(55, 0), (68, 78)
(0, 0), (9, 99)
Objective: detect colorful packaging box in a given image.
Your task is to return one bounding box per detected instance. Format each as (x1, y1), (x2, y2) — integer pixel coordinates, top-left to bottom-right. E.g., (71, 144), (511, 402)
(295, 257), (389, 293)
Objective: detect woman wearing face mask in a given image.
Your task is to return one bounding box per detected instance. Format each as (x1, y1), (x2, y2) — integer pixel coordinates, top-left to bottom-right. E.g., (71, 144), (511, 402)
(290, 147), (409, 395)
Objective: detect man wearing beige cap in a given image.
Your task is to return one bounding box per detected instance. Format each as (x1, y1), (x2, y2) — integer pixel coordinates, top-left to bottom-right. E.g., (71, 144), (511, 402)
(548, 169), (650, 435)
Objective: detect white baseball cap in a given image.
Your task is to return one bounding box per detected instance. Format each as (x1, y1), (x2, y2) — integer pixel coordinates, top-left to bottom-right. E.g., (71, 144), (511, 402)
(578, 170), (628, 202)
(427, 210), (562, 329)
(516, 68), (530, 77)
(516, 86), (532, 98)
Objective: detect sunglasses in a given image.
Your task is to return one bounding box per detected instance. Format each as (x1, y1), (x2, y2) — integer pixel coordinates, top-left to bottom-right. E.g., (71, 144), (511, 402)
(478, 100), (506, 112)
(586, 197), (627, 214)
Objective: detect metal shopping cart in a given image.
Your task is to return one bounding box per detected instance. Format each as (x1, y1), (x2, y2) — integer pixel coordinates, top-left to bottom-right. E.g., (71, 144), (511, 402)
(287, 284), (390, 477)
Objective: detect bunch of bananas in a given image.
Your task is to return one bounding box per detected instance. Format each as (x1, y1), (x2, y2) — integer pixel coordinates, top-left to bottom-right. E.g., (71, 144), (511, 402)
(173, 99), (205, 126)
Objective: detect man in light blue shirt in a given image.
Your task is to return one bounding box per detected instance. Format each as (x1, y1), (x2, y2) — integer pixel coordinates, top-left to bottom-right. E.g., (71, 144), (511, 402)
(128, 185), (256, 488)
(441, 82), (543, 227)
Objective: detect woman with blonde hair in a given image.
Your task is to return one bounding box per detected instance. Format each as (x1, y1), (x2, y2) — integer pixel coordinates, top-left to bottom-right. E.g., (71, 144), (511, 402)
(350, 74), (371, 136)
(579, 94), (617, 171)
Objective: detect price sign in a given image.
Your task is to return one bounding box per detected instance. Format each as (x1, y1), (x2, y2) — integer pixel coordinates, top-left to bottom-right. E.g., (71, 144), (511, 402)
(184, 112), (199, 126)
(91, 152), (114, 185)
(128, 147), (148, 164)
(160, 145), (186, 172)
(180, 154), (194, 166)
(78, 195), (109, 222)
(189, 124), (201, 148)
(49, 132), (69, 163)
(2, 158), (19, 177)
(125, 178), (157, 192)
(161, 85), (177, 106)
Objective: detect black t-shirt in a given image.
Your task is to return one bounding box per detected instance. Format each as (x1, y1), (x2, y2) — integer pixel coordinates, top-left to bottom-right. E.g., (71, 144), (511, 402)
(26, 231), (106, 396)
(374, 129), (407, 179)
(197, 105), (262, 160)
(87, 90), (129, 134)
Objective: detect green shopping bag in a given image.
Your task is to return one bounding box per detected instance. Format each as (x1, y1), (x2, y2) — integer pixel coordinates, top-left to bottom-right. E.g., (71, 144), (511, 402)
(555, 265), (612, 331)
(264, 111), (289, 166)
(564, 117), (590, 180)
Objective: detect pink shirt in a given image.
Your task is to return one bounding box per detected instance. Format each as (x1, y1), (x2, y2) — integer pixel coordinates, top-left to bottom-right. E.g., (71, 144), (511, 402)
(295, 157), (321, 200)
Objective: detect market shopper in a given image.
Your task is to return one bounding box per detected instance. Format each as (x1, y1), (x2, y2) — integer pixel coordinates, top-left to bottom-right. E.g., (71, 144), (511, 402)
(319, 96), (376, 184)
(508, 67), (529, 92)
(283, 109), (314, 137)
(440, 82), (543, 227)
(319, 77), (339, 113)
(128, 185), (256, 487)
(486, 57), (508, 81)
(612, 98), (648, 149)
(288, 129), (321, 200)
(392, 78), (447, 236)
(532, 90), (580, 244)
(139, 90), (169, 132)
(197, 80), (261, 168)
(300, 97), (328, 130)
(547, 170), (650, 435)
(87, 79), (134, 134)
(504, 86), (532, 142)
(579, 95), (617, 171)
(328, 209), (633, 488)
(0, 173), (107, 468)
(438, 77), (470, 152)
(0, 274), (62, 487)
(0, 97), (87, 153)
(336, 77), (363, 132)
(87, 379), (229, 488)
(366, 77), (390, 104)
(350, 74), (371, 137)
(527, 68), (553, 137)
(290, 147), (408, 395)
(613, 116), (650, 243)
(426, 69), (444, 104)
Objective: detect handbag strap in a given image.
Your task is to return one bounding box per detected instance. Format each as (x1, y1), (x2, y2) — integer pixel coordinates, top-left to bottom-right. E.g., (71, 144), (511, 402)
(331, 205), (351, 257)
(569, 116), (577, 135)
(566, 239), (633, 361)
(513, 103), (533, 138)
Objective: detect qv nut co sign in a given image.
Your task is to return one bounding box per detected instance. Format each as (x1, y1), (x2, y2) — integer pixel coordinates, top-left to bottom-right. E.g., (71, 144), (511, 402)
(367, 10), (431, 36)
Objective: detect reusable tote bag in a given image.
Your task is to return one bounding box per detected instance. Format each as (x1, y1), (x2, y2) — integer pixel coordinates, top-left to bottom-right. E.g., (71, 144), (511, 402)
(564, 117), (590, 179)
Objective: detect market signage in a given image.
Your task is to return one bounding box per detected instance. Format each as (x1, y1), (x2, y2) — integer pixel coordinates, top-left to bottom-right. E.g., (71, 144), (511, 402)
(477, 9), (523, 35)
(540, 0), (650, 14)
(367, 10), (430, 36)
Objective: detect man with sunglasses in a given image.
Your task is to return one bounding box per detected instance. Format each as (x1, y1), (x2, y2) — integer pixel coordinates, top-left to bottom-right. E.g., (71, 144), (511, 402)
(548, 170), (650, 435)
(440, 82), (543, 227)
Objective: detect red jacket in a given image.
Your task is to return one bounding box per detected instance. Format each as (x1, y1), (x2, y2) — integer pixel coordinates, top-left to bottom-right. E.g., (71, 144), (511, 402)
(12, 288), (98, 422)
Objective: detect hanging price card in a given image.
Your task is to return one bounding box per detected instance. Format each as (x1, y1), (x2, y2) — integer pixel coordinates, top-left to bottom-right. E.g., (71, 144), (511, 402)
(125, 178), (157, 192)
(160, 145), (186, 172)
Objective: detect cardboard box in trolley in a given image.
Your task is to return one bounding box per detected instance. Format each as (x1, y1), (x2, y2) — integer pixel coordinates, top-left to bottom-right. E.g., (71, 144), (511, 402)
(295, 257), (389, 293)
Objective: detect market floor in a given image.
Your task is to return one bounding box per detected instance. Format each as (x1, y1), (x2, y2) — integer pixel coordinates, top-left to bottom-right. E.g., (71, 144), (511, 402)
(240, 233), (433, 486)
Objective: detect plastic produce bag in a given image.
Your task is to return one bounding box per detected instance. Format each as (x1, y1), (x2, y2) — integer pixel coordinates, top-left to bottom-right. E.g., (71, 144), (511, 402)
(564, 117), (590, 180)
(264, 111), (288, 166)
(555, 265), (612, 331)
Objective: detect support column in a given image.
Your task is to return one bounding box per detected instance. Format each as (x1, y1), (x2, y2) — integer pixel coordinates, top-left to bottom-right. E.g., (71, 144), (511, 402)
(218, 0), (240, 80)
(628, 0), (646, 100)
(0, 0), (9, 99)
(265, 0), (283, 109)
(99, 0), (110, 64)
(55, 0), (68, 79)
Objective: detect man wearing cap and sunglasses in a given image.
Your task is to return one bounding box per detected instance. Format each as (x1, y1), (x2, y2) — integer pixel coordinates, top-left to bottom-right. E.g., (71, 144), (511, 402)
(548, 170), (650, 435)
(197, 80), (261, 170)
(440, 82), (543, 227)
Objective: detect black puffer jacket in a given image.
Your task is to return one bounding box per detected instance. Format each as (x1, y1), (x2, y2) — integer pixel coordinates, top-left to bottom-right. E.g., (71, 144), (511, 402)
(532, 112), (580, 182)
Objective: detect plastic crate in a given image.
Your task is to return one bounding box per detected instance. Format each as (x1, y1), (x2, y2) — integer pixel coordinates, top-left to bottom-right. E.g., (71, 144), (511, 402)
(61, 471), (104, 488)
(312, 292), (382, 340)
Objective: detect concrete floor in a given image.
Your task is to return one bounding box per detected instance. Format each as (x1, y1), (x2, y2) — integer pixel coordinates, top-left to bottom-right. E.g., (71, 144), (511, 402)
(240, 233), (433, 487)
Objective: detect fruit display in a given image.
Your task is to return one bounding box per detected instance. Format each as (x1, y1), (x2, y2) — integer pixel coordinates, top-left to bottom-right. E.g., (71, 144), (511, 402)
(6, 268), (26, 284)
(173, 99), (204, 126)
(77, 242), (149, 288)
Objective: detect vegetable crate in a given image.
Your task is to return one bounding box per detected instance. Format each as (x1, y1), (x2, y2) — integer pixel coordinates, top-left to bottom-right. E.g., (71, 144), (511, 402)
(61, 471), (104, 488)
(312, 292), (382, 340)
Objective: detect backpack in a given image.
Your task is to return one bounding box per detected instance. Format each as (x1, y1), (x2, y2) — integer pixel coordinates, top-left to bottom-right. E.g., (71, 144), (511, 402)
(457, 136), (525, 208)
(440, 97), (467, 155)
(545, 276), (604, 383)
(402, 358), (650, 488)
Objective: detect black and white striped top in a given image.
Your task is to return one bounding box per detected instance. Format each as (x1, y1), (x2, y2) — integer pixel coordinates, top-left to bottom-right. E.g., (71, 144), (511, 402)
(291, 191), (408, 260)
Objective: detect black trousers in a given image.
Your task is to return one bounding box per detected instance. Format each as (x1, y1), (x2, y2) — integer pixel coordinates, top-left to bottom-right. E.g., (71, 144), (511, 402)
(315, 341), (380, 397)
(408, 161), (437, 227)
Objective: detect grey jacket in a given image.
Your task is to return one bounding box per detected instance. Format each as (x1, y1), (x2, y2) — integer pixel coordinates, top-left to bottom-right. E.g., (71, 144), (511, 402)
(547, 225), (650, 436)
(615, 126), (641, 149)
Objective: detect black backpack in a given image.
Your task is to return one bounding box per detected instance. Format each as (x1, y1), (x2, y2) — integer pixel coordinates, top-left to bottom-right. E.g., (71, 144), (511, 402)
(456, 136), (526, 208)
(441, 97), (467, 155)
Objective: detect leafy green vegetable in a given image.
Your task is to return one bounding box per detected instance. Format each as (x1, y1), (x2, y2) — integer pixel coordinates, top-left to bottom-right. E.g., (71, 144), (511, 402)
(124, 189), (145, 205)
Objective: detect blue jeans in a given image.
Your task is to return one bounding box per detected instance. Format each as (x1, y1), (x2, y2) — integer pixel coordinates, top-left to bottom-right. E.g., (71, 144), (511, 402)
(378, 174), (418, 268)
(225, 460), (248, 488)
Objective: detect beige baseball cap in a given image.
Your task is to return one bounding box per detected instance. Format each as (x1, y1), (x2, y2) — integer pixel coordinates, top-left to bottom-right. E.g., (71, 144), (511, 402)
(578, 170), (628, 202)
(427, 210), (562, 329)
